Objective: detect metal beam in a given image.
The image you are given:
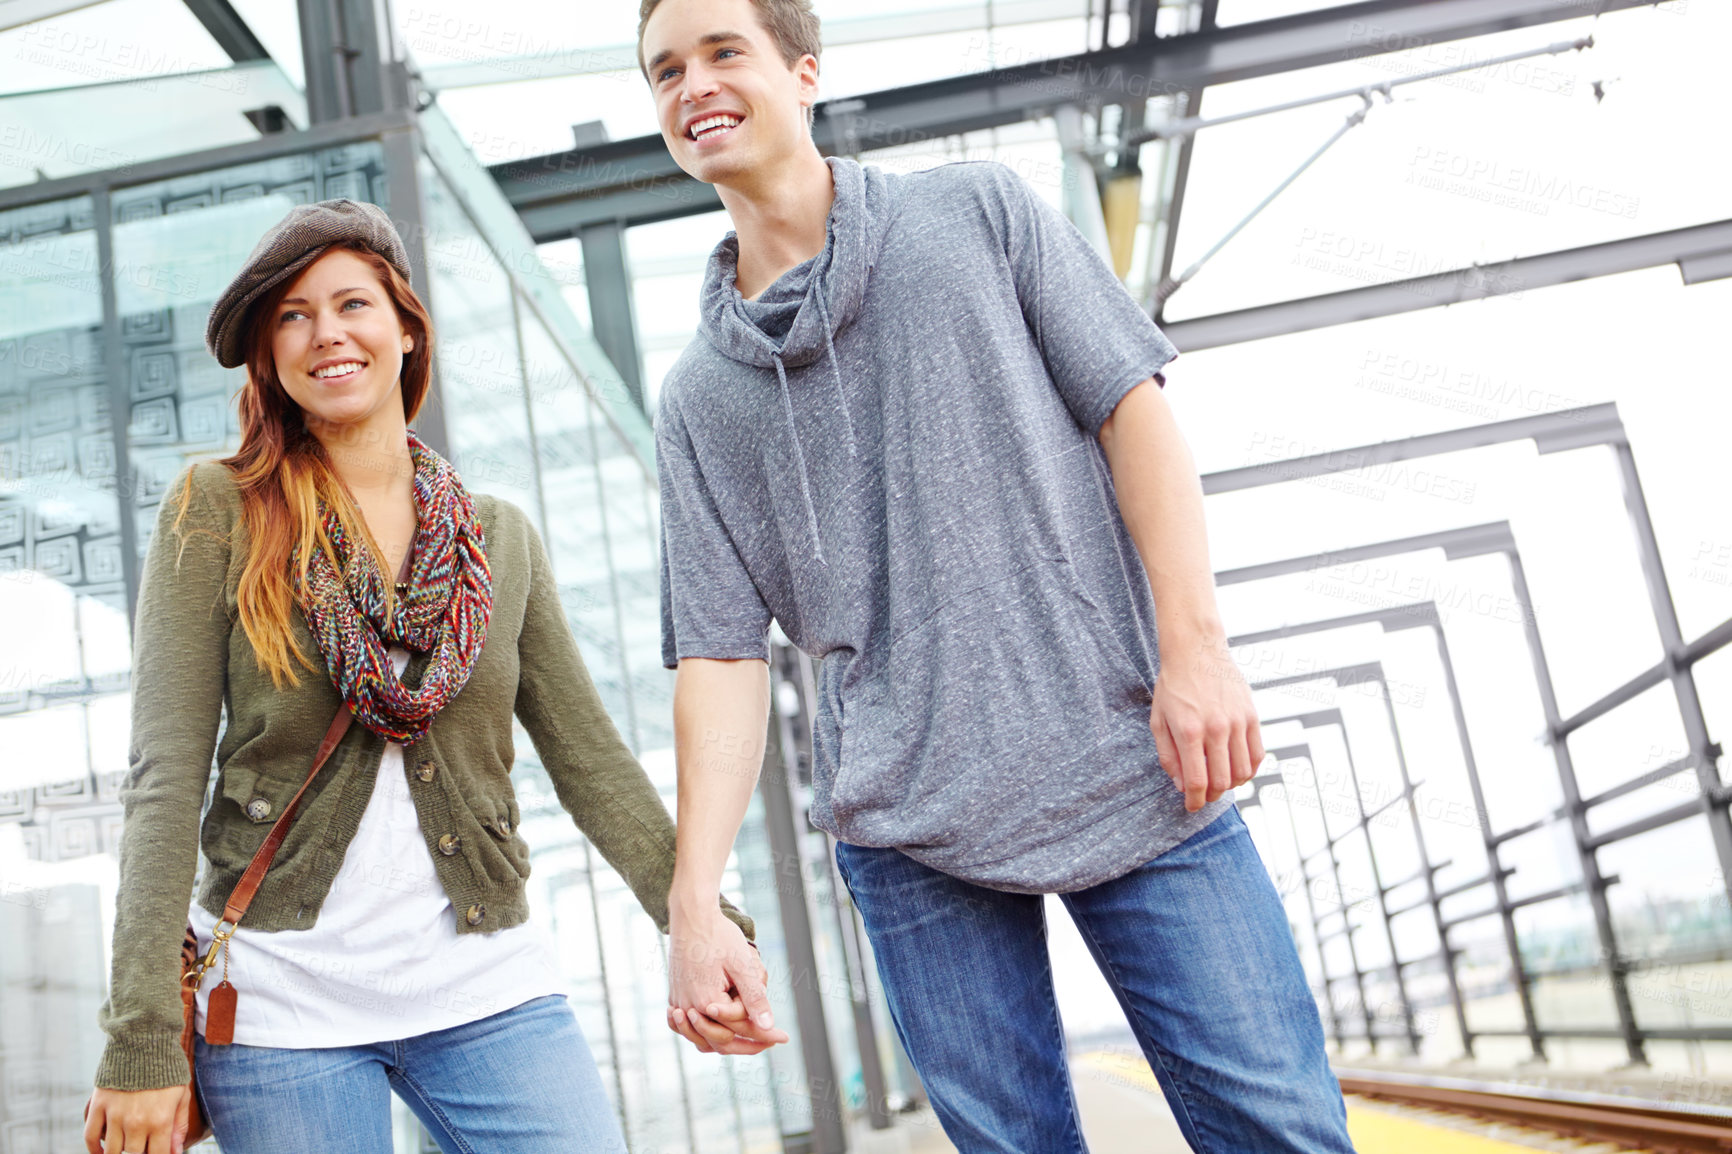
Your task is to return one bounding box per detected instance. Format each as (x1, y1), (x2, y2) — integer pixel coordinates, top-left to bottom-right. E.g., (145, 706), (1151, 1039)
(578, 221), (646, 412)
(761, 647), (848, 1154)
(488, 0), (1663, 239)
(1055, 105), (1111, 262)
(421, 0), (1093, 90)
(182, 0), (271, 62)
(1149, 0), (1217, 314)
(1203, 402), (1626, 497)
(298, 0), (408, 124)
(91, 185), (143, 625)
(0, 107), (416, 212)
(1162, 219), (1732, 351)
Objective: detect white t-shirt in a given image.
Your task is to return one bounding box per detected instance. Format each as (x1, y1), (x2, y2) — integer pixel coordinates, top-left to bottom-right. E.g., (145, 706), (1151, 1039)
(190, 646), (566, 1047)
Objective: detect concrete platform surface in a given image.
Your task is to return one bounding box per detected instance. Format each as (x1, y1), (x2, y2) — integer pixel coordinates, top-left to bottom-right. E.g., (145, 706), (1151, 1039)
(854, 1052), (1616, 1153)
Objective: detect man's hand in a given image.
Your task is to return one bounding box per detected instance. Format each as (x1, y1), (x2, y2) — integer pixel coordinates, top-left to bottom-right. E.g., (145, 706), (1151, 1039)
(1150, 634), (1267, 812)
(1097, 380), (1267, 811)
(667, 904), (789, 1056)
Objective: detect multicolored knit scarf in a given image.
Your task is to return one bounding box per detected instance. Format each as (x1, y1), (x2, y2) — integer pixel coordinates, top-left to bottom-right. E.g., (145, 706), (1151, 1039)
(293, 432), (492, 745)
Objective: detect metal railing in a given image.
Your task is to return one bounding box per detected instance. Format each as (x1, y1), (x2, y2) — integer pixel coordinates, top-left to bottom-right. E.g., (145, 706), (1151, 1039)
(1217, 403), (1729, 1066)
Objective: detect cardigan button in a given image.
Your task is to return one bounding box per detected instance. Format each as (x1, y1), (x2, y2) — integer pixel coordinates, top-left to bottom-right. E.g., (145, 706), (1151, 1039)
(438, 833), (461, 856)
(465, 903), (486, 926)
(416, 762), (436, 783)
(497, 818), (511, 837)
(245, 798), (272, 821)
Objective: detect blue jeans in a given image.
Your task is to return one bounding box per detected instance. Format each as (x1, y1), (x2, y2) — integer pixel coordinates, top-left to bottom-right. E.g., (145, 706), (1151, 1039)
(193, 994), (627, 1153)
(834, 806), (1354, 1153)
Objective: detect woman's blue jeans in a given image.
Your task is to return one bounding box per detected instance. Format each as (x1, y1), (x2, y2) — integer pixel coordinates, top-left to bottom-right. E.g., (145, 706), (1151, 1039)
(193, 993), (626, 1153)
(834, 806), (1356, 1154)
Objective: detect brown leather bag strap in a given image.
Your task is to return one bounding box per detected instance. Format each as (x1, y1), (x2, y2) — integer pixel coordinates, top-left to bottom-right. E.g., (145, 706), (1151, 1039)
(218, 704), (353, 927)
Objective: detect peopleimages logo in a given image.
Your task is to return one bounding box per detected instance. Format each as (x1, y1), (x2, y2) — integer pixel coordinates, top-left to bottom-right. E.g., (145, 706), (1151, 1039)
(13, 25), (253, 94)
(1407, 147), (1641, 221)
(0, 124), (138, 176)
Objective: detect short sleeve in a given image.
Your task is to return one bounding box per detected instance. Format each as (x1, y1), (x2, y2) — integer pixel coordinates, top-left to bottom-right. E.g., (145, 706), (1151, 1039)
(996, 164), (1178, 437)
(656, 411), (773, 670)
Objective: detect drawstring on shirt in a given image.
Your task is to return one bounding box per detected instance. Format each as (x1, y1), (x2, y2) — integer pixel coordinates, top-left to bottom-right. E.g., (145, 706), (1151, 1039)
(774, 352), (829, 567)
(814, 292), (859, 458)
(771, 294), (857, 569)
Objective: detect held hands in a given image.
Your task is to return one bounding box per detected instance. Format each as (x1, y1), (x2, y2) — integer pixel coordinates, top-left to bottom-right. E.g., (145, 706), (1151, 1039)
(1150, 634), (1268, 812)
(84, 1085), (191, 1154)
(667, 905), (789, 1056)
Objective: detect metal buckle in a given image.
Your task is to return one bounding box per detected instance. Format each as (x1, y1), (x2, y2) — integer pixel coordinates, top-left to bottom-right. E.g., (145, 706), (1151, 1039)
(186, 920), (237, 987)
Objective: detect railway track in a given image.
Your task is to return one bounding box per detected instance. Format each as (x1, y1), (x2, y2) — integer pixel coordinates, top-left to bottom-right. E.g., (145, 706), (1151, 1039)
(1337, 1068), (1732, 1153)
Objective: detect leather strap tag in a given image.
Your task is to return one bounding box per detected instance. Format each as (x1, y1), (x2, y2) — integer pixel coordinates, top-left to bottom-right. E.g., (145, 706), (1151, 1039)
(205, 981), (238, 1046)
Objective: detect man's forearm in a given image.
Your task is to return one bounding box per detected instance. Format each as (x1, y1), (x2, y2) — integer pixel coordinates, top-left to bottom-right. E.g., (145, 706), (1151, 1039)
(670, 657), (772, 920)
(1098, 379), (1228, 654)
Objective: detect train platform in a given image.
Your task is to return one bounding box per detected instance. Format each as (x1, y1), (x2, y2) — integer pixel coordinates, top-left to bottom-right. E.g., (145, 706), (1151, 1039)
(849, 1051), (1732, 1153)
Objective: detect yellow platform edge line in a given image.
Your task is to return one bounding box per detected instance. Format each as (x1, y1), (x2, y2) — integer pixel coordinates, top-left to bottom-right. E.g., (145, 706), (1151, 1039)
(1072, 1052), (1552, 1154)
(1344, 1105), (1558, 1154)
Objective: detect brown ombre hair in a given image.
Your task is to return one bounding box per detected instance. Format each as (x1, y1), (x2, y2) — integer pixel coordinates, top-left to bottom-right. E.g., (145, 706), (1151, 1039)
(172, 239), (436, 688)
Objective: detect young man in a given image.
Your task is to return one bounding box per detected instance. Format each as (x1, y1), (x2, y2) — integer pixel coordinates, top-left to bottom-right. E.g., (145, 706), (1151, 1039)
(638, 1), (1356, 1149)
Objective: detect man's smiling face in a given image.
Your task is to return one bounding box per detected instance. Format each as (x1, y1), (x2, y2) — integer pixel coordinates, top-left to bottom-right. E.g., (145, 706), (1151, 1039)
(641, 0), (819, 188)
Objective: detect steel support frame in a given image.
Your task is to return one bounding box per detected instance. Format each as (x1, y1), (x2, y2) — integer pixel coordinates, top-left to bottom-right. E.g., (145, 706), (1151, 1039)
(1208, 404), (1731, 1066)
(1113, 0), (1166, 179)
(1260, 744), (1378, 1051)
(1161, 218), (1732, 351)
(486, 0), (1663, 240)
(1259, 680), (1465, 1058)
(1227, 528), (1640, 1062)
(1226, 526), (1565, 1053)
(181, 0), (271, 62)
(578, 221), (647, 412)
(297, 0), (409, 126)
(1243, 766), (1349, 1046)
(1260, 698), (1433, 1057)
(761, 644), (848, 1154)
(784, 644), (896, 1129)
(1054, 105), (1112, 262)
(378, 119), (450, 458)
(1147, 0), (1217, 316)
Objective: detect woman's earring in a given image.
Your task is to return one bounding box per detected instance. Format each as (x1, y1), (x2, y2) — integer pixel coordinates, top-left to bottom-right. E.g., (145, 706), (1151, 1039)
(403, 337), (413, 353)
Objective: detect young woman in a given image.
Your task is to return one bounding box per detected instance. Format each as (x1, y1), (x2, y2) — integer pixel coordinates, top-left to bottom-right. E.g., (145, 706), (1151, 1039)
(83, 198), (780, 1154)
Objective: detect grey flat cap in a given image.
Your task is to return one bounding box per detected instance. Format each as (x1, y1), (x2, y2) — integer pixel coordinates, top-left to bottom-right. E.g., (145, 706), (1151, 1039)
(205, 198), (412, 368)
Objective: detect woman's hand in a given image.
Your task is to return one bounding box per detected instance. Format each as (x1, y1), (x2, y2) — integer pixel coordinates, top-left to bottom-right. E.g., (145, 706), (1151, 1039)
(84, 1085), (191, 1154)
(667, 905), (789, 1055)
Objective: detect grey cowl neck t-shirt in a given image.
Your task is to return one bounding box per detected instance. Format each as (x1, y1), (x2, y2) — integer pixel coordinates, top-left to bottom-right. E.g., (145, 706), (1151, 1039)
(656, 155), (1232, 894)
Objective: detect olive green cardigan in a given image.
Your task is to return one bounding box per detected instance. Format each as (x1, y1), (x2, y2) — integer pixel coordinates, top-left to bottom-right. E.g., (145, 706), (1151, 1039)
(95, 461), (754, 1091)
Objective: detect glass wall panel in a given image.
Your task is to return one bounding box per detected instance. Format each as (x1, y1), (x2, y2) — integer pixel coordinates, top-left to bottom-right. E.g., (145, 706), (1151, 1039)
(518, 306), (629, 727)
(0, 61), (308, 193)
(418, 160), (542, 528)
(518, 291), (786, 1153)
(594, 411), (657, 755)
(0, 193), (122, 1154)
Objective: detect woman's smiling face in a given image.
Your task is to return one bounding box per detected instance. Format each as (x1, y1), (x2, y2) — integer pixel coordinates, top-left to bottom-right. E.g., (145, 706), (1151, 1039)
(269, 247), (413, 434)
